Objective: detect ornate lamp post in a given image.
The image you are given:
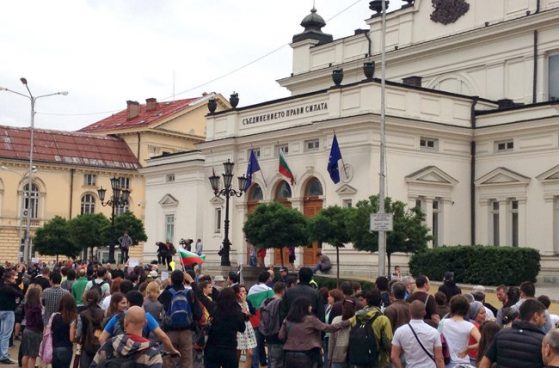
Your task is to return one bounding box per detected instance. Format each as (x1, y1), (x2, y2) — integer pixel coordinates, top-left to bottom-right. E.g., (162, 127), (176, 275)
(208, 160), (248, 266)
(97, 177), (130, 263)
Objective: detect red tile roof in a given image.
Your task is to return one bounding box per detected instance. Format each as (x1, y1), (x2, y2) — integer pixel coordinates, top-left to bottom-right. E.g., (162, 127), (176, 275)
(0, 125), (140, 170)
(79, 98), (200, 133)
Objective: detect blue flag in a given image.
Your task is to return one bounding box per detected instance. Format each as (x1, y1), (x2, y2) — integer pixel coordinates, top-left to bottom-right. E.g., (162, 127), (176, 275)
(245, 149), (261, 190)
(327, 135), (342, 184)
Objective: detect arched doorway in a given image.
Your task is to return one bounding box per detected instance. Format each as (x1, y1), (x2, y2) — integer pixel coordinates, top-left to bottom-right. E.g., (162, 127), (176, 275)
(273, 180), (292, 265)
(303, 177), (323, 265)
(246, 184), (263, 264)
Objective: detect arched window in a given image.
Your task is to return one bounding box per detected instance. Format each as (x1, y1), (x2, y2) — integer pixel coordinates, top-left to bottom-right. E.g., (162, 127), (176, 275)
(248, 184), (263, 202)
(275, 181), (292, 200)
(81, 194), (96, 214)
(22, 183), (40, 218)
(305, 177), (323, 197)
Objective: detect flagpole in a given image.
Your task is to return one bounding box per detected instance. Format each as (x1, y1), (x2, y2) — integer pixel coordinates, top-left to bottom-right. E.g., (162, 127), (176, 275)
(334, 132), (349, 180)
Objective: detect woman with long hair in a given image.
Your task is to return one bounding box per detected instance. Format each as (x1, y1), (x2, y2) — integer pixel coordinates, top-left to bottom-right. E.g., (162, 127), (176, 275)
(476, 321), (500, 367)
(204, 287), (246, 368)
(279, 297), (351, 368)
(101, 277), (122, 310)
(79, 290), (105, 368)
(328, 299), (357, 368)
(143, 281), (163, 324)
(104, 292), (127, 324)
(51, 294), (77, 368)
(232, 284), (257, 368)
(21, 286), (43, 368)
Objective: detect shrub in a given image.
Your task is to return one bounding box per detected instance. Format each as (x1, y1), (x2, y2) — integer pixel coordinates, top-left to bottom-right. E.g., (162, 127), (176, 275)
(313, 275), (376, 290)
(409, 246), (540, 285)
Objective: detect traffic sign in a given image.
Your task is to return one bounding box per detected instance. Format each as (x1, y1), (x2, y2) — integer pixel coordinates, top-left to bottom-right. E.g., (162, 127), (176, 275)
(370, 213), (393, 231)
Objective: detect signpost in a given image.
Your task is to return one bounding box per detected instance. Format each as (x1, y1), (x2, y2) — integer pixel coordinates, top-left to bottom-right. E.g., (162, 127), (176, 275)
(370, 213), (393, 232)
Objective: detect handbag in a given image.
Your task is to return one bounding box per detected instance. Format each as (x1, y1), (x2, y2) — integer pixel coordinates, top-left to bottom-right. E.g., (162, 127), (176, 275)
(38, 312), (58, 364)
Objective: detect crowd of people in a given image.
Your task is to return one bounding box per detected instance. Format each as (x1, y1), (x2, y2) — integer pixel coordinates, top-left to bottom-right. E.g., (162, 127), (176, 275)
(0, 261), (558, 368)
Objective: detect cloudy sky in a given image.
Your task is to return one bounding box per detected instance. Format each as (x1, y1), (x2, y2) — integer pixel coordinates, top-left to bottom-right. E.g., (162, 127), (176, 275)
(0, 0), (404, 131)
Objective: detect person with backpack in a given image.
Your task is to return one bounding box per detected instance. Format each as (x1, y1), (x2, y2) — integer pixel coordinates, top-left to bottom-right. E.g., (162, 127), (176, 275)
(247, 271), (274, 368)
(79, 290), (105, 368)
(348, 288), (393, 368)
(21, 286), (43, 368)
(328, 298), (356, 368)
(158, 270), (202, 368)
(279, 296), (350, 368)
(99, 290), (180, 358)
(91, 306), (164, 368)
(83, 267), (110, 302)
(259, 282), (285, 368)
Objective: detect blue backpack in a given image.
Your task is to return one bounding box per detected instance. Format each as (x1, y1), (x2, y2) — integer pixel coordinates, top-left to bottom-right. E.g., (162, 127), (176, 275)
(164, 288), (193, 329)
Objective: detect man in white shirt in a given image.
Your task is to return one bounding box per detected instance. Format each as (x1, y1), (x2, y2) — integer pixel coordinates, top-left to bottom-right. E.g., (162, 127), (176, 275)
(391, 300), (445, 368)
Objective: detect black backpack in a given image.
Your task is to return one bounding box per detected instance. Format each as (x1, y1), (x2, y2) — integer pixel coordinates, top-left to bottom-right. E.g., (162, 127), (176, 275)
(90, 280), (107, 298)
(347, 313), (381, 366)
(81, 308), (105, 355)
(98, 348), (144, 368)
(259, 297), (281, 337)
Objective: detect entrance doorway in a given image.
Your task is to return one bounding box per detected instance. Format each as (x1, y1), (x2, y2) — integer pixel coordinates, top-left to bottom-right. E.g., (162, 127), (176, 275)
(303, 177), (323, 266)
(273, 180), (292, 266)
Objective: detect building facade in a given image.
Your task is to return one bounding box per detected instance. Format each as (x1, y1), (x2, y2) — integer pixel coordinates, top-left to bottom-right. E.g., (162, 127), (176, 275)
(142, 0), (559, 279)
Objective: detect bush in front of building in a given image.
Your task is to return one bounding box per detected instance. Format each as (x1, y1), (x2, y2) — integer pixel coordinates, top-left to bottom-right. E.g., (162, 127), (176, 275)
(313, 275), (376, 291)
(409, 245), (540, 285)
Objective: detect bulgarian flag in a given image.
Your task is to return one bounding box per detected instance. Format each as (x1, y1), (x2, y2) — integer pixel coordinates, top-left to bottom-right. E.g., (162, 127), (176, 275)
(278, 150), (295, 185)
(178, 248), (205, 266)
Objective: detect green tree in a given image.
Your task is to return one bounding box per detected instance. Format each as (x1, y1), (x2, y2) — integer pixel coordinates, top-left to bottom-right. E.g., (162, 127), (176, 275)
(308, 206), (352, 287)
(243, 202), (309, 266)
(346, 195), (432, 275)
(105, 211), (148, 246)
(68, 213), (110, 261)
(33, 216), (81, 260)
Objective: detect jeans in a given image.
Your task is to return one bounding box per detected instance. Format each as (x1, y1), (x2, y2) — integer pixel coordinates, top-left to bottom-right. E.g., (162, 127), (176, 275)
(52, 346), (73, 368)
(0, 311), (15, 360)
(268, 344), (283, 368)
(120, 247), (129, 263)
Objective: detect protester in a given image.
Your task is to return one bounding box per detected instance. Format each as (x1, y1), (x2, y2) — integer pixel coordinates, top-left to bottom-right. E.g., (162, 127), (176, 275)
(259, 282), (286, 368)
(472, 285), (497, 320)
(280, 267), (325, 323)
(376, 276), (391, 309)
(391, 300), (444, 368)
(384, 282), (410, 334)
(407, 275), (440, 326)
(479, 299), (547, 368)
(157, 242), (168, 266)
(42, 271), (70, 325)
(538, 295), (559, 327)
(402, 276), (415, 301)
(51, 294), (77, 368)
(232, 284), (257, 368)
(247, 271), (274, 368)
(72, 268), (89, 310)
(91, 306), (164, 368)
(438, 272), (461, 301)
(118, 230), (133, 263)
(512, 281), (552, 333)
(61, 268), (76, 292)
(31, 268), (50, 290)
(279, 297), (350, 368)
(79, 290), (105, 368)
(391, 265), (402, 281)
(434, 292), (450, 319)
(328, 298), (356, 368)
(195, 239), (203, 256)
(466, 301), (485, 365)
(329, 282), (355, 324)
(21, 286), (42, 368)
(312, 250), (332, 274)
(144, 281), (164, 325)
(83, 267), (110, 301)
(438, 295), (480, 367)
(542, 329), (559, 368)
(0, 269), (23, 364)
(476, 321), (500, 364)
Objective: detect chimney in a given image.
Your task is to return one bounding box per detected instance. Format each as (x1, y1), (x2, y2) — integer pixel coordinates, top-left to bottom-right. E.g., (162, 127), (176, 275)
(126, 100), (140, 120)
(402, 76), (422, 87)
(145, 98), (158, 112)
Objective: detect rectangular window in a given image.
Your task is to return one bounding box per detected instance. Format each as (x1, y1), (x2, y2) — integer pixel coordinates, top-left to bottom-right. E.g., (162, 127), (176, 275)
(166, 174), (175, 183)
(342, 199), (352, 208)
(550, 54), (559, 101)
(165, 214), (175, 243)
(83, 174), (96, 186)
(490, 200), (500, 245)
(118, 177), (130, 189)
(248, 148), (261, 159)
(214, 208), (222, 233)
(304, 139), (320, 151)
(495, 140), (514, 152)
(276, 144), (289, 157)
(420, 137), (438, 151)
(432, 199), (440, 247)
(511, 200), (519, 247)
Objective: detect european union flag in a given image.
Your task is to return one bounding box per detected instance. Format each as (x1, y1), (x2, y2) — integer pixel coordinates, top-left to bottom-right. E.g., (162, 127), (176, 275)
(327, 135), (343, 184)
(245, 149), (261, 190)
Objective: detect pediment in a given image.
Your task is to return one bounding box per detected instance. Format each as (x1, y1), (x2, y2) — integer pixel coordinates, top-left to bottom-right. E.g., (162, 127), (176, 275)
(475, 167), (530, 186)
(537, 165), (559, 182)
(336, 184), (357, 196)
(159, 194), (179, 208)
(405, 166), (458, 186)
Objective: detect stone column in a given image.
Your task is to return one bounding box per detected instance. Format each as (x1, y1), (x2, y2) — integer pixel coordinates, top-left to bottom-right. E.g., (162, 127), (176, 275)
(498, 199), (507, 246)
(425, 198), (434, 247)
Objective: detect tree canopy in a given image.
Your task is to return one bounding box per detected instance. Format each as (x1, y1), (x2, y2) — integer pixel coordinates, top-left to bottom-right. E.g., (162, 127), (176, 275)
(243, 202), (309, 250)
(109, 211), (147, 245)
(308, 206), (351, 248)
(68, 213), (111, 258)
(33, 216), (81, 258)
(346, 195), (432, 271)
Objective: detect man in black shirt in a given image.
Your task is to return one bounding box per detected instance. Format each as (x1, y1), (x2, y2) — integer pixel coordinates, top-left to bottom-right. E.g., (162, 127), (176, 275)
(0, 270), (23, 364)
(279, 267), (325, 322)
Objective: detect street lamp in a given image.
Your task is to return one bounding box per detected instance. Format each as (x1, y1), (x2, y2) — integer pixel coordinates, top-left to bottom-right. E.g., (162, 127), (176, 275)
(97, 177), (130, 263)
(0, 78), (68, 263)
(208, 159), (248, 266)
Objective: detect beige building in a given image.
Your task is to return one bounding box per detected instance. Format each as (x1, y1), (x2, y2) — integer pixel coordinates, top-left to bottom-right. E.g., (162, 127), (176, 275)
(142, 0), (559, 281)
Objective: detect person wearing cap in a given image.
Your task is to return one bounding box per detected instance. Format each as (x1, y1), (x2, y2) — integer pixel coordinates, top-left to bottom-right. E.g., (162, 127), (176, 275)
(438, 271), (461, 301)
(213, 275), (226, 291)
(278, 267), (289, 284)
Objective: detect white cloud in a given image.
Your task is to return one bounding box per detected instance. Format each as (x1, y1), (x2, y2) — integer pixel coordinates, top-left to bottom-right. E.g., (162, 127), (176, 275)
(0, 0), (404, 131)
